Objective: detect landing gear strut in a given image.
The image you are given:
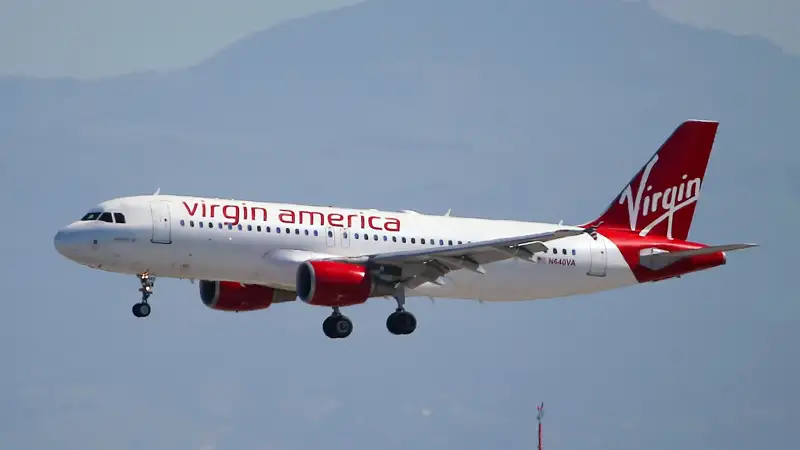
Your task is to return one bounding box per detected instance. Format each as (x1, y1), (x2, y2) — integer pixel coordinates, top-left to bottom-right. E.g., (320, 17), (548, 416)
(132, 272), (155, 318)
(386, 285), (416, 335)
(323, 307), (353, 339)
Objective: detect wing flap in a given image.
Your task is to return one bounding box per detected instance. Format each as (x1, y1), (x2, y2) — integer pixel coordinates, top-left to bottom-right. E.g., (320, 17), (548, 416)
(322, 228), (586, 288)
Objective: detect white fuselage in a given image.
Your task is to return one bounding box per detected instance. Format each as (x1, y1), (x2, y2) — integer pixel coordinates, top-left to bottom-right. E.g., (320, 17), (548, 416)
(54, 195), (638, 302)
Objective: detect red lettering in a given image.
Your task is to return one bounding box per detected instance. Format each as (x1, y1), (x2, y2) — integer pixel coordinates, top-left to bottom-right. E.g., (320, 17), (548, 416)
(183, 202), (198, 216)
(384, 217), (400, 232)
(328, 213), (344, 227)
(279, 209), (296, 224)
(179, 201), (402, 232)
(223, 205), (240, 225)
(367, 216), (381, 230)
(347, 214), (358, 228)
(299, 210), (324, 226)
(251, 207), (267, 221)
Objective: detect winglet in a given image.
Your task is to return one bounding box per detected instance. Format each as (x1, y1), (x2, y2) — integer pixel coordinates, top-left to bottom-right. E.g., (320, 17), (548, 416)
(153, 188), (161, 195)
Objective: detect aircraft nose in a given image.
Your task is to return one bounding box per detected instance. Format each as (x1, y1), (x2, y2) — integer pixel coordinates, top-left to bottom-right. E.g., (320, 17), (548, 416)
(54, 229), (71, 256)
(54, 227), (85, 257)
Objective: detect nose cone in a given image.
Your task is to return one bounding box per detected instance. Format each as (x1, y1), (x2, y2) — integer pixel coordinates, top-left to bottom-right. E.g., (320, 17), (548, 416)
(54, 229), (72, 257)
(54, 226), (88, 259)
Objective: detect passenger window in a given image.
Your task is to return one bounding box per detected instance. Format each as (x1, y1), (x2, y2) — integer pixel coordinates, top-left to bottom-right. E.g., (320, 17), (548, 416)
(374, 234), (378, 241)
(99, 212), (113, 223)
(421, 238), (426, 244)
(257, 225), (262, 232)
(553, 248), (557, 254)
(392, 236), (397, 242)
(562, 249), (567, 255)
(572, 249), (576, 255)
(448, 240), (453, 246)
(80, 212), (101, 221)
(113, 213), (126, 223)
(411, 238), (416, 244)
(247, 225), (252, 231)
(190, 221), (195, 227)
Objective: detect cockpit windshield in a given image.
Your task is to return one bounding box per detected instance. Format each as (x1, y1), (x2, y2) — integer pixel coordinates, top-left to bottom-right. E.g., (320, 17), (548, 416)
(80, 211), (126, 223)
(81, 212), (102, 221)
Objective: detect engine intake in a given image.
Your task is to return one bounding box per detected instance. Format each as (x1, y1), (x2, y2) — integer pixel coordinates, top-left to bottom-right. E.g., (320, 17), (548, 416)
(296, 260), (391, 307)
(199, 280), (296, 312)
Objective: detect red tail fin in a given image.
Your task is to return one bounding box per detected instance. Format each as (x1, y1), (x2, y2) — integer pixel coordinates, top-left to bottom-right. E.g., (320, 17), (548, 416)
(585, 120), (719, 241)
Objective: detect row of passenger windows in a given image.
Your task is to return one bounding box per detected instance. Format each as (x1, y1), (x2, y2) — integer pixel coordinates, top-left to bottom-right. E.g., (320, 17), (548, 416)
(178, 219), (467, 246)
(177, 219), (580, 255)
(80, 212), (126, 224)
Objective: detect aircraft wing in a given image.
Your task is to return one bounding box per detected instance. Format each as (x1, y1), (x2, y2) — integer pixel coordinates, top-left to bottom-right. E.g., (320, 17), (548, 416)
(323, 228), (587, 289)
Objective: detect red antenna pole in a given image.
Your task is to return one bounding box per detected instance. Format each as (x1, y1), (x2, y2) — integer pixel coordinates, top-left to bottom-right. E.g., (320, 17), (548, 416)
(536, 402), (544, 450)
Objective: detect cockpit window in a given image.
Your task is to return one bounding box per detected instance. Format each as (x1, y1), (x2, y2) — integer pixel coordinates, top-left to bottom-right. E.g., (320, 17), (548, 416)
(114, 213), (126, 224)
(80, 212), (102, 221)
(99, 212), (113, 223)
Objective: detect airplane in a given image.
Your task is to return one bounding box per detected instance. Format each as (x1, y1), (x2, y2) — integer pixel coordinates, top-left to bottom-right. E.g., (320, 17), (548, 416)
(53, 120), (756, 339)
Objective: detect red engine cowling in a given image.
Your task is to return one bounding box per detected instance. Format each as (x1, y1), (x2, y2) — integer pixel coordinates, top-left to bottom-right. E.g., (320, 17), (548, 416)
(199, 280), (296, 312)
(295, 260), (378, 307)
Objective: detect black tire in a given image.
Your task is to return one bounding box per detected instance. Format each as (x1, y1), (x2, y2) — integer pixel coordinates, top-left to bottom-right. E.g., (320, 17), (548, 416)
(334, 316), (353, 338)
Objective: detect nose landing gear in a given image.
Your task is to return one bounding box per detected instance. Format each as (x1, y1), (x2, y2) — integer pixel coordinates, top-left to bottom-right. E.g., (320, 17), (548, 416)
(132, 272), (155, 318)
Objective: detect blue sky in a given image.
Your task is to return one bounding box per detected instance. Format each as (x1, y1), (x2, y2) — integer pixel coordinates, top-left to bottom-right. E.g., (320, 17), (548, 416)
(0, 0), (799, 78)
(1, 1), (797, 449)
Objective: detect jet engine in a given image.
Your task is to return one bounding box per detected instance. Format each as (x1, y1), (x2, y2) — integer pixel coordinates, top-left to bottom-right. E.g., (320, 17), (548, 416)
(199, 280), (296, 312)
(295, 260), (393, 307)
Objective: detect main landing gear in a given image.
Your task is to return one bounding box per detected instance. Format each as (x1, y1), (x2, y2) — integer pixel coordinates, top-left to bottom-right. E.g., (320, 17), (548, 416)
(323, 307), (353, 339)
(386, 285), (416, 336)
(321, 285), (417, 339)
(132, 272), (155, 318)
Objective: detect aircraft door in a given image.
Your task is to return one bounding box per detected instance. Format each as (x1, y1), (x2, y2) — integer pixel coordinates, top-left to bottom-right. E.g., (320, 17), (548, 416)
(341, 228), (351, 248)
(587, 235), (607, 277)
(326, 227), (335, 247)
(150, 202), (172, 244)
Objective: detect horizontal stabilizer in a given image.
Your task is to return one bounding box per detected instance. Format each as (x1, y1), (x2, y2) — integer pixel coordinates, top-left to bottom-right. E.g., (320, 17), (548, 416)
(640, 243), (758, 270)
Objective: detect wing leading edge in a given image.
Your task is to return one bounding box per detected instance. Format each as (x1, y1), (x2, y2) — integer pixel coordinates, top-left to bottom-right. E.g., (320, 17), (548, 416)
(322, 228), (587, 289)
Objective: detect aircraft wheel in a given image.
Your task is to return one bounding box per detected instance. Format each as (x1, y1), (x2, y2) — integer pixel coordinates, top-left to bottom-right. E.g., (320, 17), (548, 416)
(132, 302), (151, 318)
(323, 314), (353, 339)
(386, 310), (416, 335)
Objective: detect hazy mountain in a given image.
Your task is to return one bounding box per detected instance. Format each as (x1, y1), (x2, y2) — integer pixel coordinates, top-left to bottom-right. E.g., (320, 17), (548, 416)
(2, 1), (796, 450)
